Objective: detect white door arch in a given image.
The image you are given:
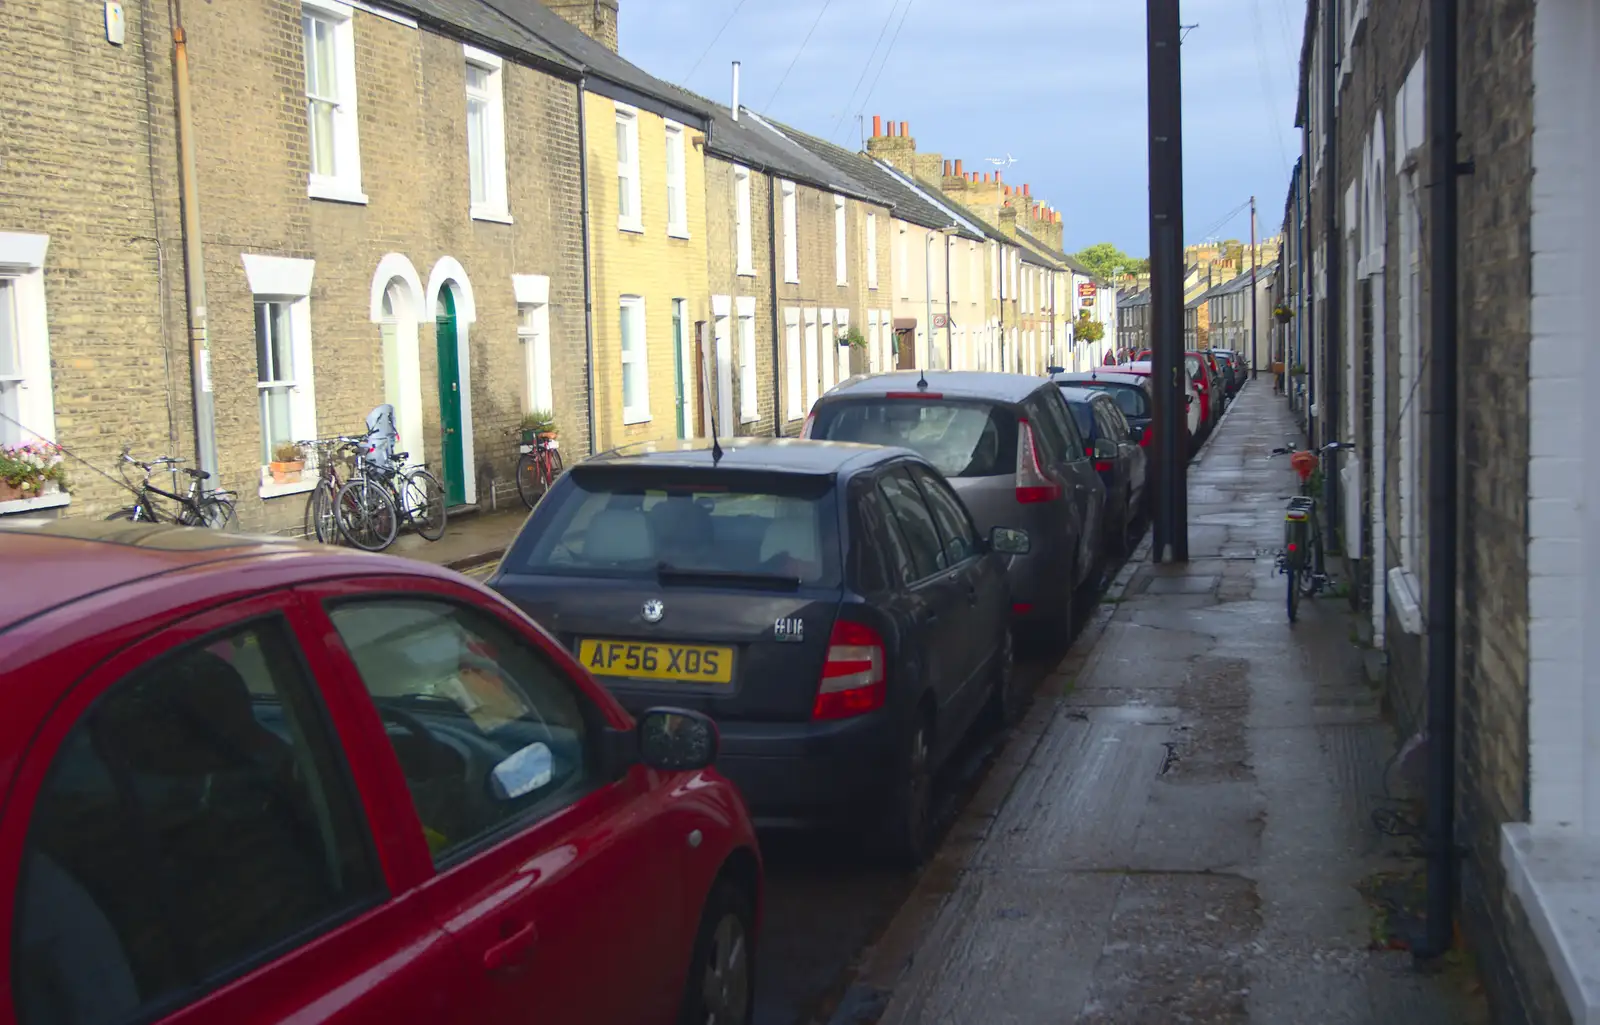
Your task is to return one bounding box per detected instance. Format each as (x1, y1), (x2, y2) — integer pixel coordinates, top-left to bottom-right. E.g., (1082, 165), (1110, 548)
(369, 254), (426, 471)
(425, 257), (477, 505)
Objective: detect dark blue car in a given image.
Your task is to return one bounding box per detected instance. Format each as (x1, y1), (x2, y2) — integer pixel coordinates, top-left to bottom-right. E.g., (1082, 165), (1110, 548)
(1057, 387), (1146, 555)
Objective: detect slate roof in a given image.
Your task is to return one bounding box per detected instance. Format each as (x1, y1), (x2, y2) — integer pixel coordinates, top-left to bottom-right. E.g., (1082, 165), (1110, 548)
(382, 0), (578, 72)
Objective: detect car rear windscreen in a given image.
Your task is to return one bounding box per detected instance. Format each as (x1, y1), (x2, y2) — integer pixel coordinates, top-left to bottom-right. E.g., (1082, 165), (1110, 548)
(1076, 383), (1148, 419)
(1061, 397), (1095, 438)
(809, 400), (1018, 478)
(513, 469), (841, 586)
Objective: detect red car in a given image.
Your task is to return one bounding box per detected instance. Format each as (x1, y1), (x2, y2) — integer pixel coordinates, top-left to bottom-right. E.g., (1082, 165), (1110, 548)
(0, 520), (760, 1025)
(1185, 350), (1223, 430)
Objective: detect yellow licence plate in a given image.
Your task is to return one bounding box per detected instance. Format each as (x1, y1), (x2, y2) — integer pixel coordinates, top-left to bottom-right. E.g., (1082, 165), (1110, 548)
(577, 639), (734, 684)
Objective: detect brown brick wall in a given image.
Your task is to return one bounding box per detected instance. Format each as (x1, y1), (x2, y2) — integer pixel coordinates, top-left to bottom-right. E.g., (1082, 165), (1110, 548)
(180, 2), (587, 530)
(0, 0), (190, 518)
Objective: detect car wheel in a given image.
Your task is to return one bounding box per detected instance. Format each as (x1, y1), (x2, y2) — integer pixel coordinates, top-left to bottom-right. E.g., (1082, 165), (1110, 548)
(679, 880), (755, 1025)
(983, 628), (1020, 731)
(878, 712), (934, 868)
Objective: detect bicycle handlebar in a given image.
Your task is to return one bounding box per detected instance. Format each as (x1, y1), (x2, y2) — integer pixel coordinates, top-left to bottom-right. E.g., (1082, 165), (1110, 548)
(1270, 441), (1353, 457)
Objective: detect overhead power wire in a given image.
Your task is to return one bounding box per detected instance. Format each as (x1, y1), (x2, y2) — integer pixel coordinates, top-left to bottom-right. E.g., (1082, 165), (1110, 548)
(766, 0), (837, 112)
(857, 0), (918, 129)
(684, 0), (751, 85)
(829, 0), (907, 143)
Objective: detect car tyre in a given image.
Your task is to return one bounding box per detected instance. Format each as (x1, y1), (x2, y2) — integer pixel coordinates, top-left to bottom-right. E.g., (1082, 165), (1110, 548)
(878, 712), (934, 869)
(679, 880), (755, 1025)
(983, 628), (1020, 731)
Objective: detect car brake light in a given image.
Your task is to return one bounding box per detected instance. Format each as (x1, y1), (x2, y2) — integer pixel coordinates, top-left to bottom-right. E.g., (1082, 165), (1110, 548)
(1012, 602), (1034, 615)
(813, 620), (886, 721)
(1083, 443), (1113, 474)
(884, 391), (942, 399)
(800, 411), (815, 438)
(1014, 418), (1060, 504)
(1139, 425), (1153, 447)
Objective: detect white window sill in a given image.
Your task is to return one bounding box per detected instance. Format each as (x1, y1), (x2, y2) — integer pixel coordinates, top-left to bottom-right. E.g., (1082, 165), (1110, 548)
(668, 227), (690, 240)
(0, 490), (71, 516)
(259, 478), (318, 500)
(471, 207), (514, 225)
(737, 269), (756, 279)
(785, 276), (800, 286)
(308, 179), (369, 205)
(837, 281), (848, 289)
(740, 413), (759, 425)
(1387, 566), (1424, 634)
(1503, 825), (1600, 1025)
(869, 283), (879, 291)
(619, 221), (645, 235)
(622, 412), (652, 426)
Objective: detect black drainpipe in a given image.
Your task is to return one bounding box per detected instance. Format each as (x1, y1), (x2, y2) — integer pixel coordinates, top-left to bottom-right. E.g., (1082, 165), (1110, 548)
(1418, 0), (1461, 962)
(1322, 0), (1340, 526)
(770, 175), (782, 437)
(577, 77), (598, 457)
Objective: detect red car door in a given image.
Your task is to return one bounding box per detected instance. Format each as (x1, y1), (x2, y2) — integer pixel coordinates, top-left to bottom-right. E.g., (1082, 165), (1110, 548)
(301, 577), (685, 1025)
(0, 592), (467, 1025)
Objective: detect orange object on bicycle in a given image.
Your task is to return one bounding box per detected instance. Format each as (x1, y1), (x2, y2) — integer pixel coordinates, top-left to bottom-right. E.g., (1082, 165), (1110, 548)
(1290, 450), (1318, 481)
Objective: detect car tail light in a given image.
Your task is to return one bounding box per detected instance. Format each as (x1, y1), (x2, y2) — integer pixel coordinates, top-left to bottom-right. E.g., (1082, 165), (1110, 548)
(1139, 425), (1153, 447)
(800, 411), (815, 438)
(1012, 602), (1034, 615)
(813, 620), (887, 721)
(1014, 418), (1060, 504)
(1083, 444), (1113, 473)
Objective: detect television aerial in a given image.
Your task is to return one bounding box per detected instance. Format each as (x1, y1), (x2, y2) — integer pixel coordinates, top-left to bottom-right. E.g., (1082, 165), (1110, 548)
(985, 154), (1017, 167)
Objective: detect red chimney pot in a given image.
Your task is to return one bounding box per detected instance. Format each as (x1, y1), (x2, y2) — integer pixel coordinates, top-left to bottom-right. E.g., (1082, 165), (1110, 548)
(954, 159), (964, 175)
(872, 115), (883, 137)
(1023, 184), (1031, 197)
(899, 121), (909, 137)
(983, 172), (990, 183)
(944, 160), (952, 176)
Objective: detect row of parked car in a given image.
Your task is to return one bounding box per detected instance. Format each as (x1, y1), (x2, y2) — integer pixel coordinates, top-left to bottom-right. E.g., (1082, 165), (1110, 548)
(1120, 346), (1248, 453)
(0, 364), (1186, 1025)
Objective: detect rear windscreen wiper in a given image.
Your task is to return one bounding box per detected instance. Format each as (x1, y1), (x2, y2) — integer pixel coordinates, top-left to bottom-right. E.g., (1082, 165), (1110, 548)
(655, 562), (802, 590)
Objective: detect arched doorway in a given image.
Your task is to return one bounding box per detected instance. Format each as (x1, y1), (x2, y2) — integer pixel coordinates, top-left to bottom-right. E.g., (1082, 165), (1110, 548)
(368, 254), (426, 473)
(435, 288), (466, 506)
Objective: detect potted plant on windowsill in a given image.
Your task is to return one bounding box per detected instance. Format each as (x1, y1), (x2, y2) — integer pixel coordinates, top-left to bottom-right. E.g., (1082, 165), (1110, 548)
(520, 410), (557, 446)
(838, 325), (867, 350)
(269, 441), (306, 485)
(0, 441), (69, 503)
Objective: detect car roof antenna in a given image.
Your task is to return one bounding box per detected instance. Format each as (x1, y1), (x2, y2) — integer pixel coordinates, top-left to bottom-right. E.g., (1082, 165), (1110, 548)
(710, 408), (724, 465)
(916, 367), (929, 391)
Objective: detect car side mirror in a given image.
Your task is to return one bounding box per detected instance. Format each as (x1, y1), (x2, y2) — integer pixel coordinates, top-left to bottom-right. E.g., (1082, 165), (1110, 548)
(1093, 438), (1118, 460)
(990, 526), (1031, 555)
(638, 708), (719, 771)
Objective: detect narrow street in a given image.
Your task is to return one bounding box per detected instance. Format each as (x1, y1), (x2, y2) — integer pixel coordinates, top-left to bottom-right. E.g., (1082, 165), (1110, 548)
(771, 383), (1490, 1025)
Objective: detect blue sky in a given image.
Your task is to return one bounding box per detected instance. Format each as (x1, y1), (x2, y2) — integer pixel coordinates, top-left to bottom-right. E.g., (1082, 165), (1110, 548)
(619, 0), (1306, 257)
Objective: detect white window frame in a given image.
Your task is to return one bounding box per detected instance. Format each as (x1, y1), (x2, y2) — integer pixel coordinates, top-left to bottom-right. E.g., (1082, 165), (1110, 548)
(242, 254), (318, 498)
(735, 165), (754, 276)
(616, 105), (643, 234)
(0, 233), (64, 512)
(464, 46), (510, 223)
(818, 308), (835, 393)
(665, 121), (689, 239)
(898, 225), (909, 299)
(784, 308), (802, 422)
(712, 296), (733, 437)
(866, 213), (879, 290)
(781, 180), (799, 284)
(835, 307), (850, 382)
(302, 0), (366, 205)
(620, 294), (650, 423)
(991, 242), (1000, 300)
(803, 308), (820, 411)
(737, 296), (758, 423)
(834, 195), (848, 287)
(516, 285), (552, 417)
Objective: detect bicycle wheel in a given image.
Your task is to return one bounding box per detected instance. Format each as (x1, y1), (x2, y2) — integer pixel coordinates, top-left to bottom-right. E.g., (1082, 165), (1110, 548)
(547, 447), (564, 479)
(305, 480), (338, 542)
(1287, 566), (1300, 623)
(194, 497), (240, 532)
(104, 506), (143, 522)
(335, 477), (399, 552)
(401, 468), (448, 541)
(516, 452), (550, 508)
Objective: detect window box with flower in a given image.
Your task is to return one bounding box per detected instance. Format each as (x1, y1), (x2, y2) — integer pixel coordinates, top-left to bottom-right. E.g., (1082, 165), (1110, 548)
(0, 441), (69, 504)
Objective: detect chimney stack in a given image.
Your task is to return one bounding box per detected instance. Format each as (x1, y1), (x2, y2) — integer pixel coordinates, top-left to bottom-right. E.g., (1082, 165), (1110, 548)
(872, 115), (882, 137)
(731, 61), (741, 121)
(1023, 183), (1031, 196)
(547, 0), (620, 53)
(954, 159), (964, 176)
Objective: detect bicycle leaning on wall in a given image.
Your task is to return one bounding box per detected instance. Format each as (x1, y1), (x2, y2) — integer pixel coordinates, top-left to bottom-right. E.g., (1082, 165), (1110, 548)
(333, 405), (447, 552)
(1272, 439), (1354, 623)
(105, 450), (238, 530)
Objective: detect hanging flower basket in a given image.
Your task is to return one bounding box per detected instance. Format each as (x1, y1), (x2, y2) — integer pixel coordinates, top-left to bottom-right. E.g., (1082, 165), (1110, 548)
(1273, 304), (1295, 324)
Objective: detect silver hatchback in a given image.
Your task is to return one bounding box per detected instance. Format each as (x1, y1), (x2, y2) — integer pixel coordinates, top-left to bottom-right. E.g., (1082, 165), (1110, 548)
(804, 372), (1108, 632)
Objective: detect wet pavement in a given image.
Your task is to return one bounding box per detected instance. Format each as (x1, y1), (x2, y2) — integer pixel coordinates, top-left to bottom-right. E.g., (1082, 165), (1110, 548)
(829, 383), (1489, 1025)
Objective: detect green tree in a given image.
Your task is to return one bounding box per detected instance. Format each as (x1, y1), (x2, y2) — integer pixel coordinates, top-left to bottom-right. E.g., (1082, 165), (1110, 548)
(1073, 243), (1149, 282)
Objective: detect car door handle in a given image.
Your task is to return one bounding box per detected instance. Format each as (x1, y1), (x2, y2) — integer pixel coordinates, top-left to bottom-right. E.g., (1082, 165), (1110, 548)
(964, 582), (979, 604)
(482, 920), (539, 973)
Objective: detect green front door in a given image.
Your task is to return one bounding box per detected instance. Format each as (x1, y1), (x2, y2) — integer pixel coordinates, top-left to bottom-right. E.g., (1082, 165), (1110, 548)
(435, 290), (466, 506)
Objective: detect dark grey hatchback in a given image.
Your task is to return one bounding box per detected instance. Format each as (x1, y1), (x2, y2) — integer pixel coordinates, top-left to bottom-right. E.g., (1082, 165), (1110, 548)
(487, 437), (1021, 863)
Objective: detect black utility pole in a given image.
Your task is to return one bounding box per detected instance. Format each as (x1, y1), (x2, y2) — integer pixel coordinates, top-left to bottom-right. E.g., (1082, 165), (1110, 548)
(1147, 0), (1187, 562)
(1250, 195), (1259, 380)
(1322, 0), (1341, 530)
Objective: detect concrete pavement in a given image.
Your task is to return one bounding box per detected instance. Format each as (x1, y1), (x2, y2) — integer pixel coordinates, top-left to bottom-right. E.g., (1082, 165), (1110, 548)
(851, 383), (1487, 1025)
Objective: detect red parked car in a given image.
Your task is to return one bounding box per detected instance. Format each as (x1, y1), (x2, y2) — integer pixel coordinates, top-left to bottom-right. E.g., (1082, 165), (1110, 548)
(0, 520), (760, 1025)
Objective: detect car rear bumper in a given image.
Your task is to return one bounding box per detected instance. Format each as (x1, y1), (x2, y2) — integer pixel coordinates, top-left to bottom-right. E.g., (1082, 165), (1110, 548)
(713, 713), (897, 830)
